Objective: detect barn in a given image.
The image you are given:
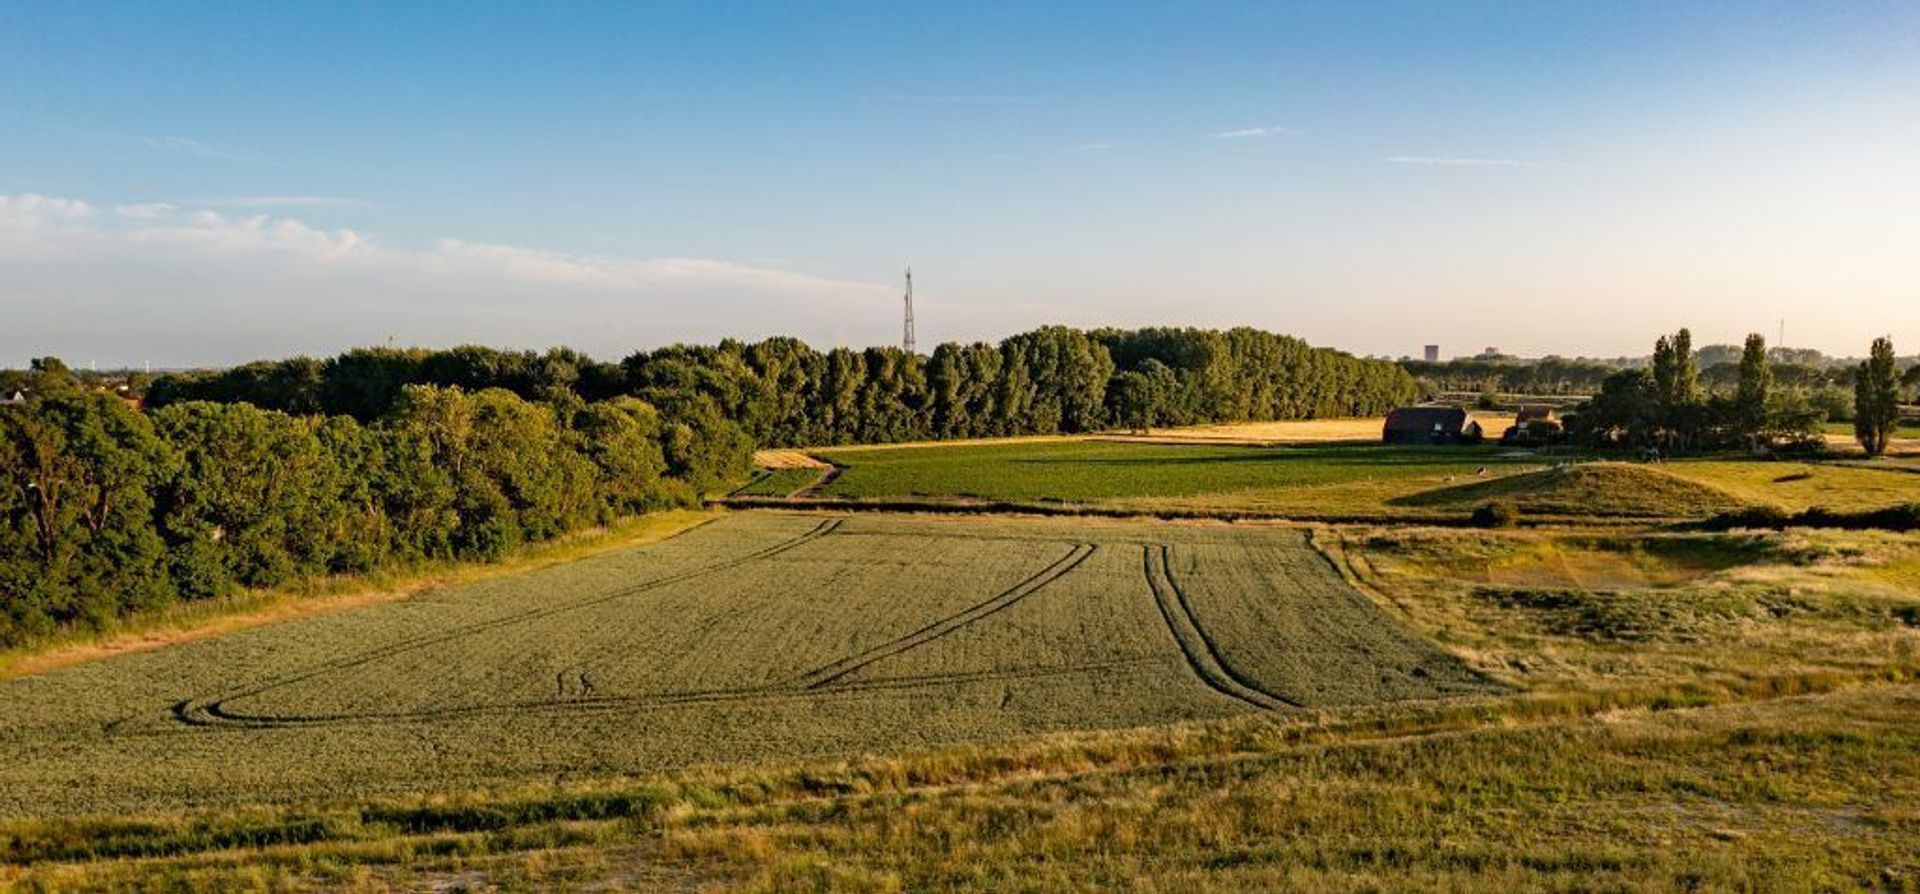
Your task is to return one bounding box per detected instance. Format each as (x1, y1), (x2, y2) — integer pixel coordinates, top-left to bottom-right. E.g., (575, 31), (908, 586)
(1382, 406), (1483, 445)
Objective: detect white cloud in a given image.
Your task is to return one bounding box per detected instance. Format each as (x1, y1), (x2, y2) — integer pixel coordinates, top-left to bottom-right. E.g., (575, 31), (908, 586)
(1214, 125), (1294, 139)
(0, 192), (898, 365)
(0, 193), (93, 224)
(1384, 155), (1533, 167)
(115, 202), (178, 220)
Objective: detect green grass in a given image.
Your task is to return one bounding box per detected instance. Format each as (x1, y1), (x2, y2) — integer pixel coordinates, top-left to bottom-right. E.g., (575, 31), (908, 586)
(804, 440), (1920, 521)
(0, 512), (1482, 819)
(816, 440), (1537, 506)
(733, 468), (823, 497)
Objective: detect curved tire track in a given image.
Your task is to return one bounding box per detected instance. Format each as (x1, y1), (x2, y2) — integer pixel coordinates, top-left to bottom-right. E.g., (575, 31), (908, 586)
(1141, 543), (1300, 712)
(173, 518), (844, 727)
(795, 542), (1097, 689)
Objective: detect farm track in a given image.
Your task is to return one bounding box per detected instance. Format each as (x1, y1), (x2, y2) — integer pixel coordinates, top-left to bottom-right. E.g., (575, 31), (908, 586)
(158, 660), (1168, 731)
(1142, 544), (1301, 711)
(172, 518), (848, 728)
(796, 543), (1097, 689)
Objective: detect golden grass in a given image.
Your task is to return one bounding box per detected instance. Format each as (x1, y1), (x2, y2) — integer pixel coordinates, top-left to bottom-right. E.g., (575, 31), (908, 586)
(0, 508), (721, 680)
(751, 450), (831, 470)
(11, 676), (1915, 891)
(1134, 415), (1512, 445)
(1330, 525), (1920, 691)
(1660, 459), (1920, 512)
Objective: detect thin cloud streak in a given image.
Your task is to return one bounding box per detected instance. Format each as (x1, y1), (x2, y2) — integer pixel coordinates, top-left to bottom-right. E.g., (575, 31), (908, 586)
(1214, 125), (1295, 139)
(861, 93), (1040, 105)
(1384, 155), (1534, 167)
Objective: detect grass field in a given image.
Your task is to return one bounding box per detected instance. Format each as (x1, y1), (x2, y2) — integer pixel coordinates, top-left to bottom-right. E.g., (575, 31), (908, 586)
(813, 440), (1543, 511)
(795, 438), (1920, 522)
(0, 512), (1491, 820)
(4, 511), (1917, 889)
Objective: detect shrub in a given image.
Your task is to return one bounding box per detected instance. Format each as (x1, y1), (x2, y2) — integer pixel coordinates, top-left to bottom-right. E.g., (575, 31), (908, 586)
(1472, 501), (1520, 528)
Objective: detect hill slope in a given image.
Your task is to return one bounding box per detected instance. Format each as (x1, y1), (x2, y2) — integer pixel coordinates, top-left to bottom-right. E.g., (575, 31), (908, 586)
(1392, 462), (1749, 518)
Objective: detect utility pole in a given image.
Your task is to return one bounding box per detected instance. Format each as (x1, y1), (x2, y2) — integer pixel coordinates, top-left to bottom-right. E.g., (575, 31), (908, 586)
(902, 267), (916, 355)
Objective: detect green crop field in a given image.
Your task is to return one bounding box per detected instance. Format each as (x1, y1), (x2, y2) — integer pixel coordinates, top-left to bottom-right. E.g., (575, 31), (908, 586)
(0, 512), (1493, 819)
(799, 440), (1920, 521)
(814, 440), (1539, 507)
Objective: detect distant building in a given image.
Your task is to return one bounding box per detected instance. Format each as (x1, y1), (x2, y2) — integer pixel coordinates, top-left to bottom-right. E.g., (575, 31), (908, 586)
(1423, 345), (1440, 362)
(1499, 406), (1564, 445)
(1383, 406), (1484, 445)
(1473, 346), (1505, 360)
(1, 390), (25, 406)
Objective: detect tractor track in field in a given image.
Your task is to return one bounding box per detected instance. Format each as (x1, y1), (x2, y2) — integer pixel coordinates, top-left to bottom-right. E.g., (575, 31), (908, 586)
(171, 518), (846, 728)
(170, 520), (1111, 730)
(1142, 543), (1301, 712)
(795, 542), (1097, 689)
(160, 659), (1164, 730)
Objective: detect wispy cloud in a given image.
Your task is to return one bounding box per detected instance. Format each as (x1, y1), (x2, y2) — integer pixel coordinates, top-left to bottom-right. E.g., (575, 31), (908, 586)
(2, 191), (899, 363)
(1214, 125), (1295, 139)
(140, 135), (257, 163)
(197, 195), (374, 209)
(1384, 155), (1534, 167)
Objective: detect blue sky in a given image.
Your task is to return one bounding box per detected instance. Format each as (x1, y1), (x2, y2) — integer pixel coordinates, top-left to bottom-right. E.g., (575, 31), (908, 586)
(3, 1), (1916, 366)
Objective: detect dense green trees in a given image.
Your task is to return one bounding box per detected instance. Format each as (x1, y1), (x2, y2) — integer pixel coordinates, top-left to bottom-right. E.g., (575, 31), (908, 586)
(1733, 334), (1771, 445)
(1854, 337), (1901, 457)
(150, 327), (1415, 447)
(0, 364), (746, 646)
(1569, 330), (1820, 453)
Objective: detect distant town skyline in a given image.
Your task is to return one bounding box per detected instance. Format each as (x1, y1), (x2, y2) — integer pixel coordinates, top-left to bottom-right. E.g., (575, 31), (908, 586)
(4, 2), (1916, 367)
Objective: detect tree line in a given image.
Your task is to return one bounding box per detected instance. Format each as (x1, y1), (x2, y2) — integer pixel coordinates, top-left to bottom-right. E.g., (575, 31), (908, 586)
(1400, 350), (1915, 424)
(143, 326), (1418, 446)
(1566, 330), (1911, 456)
(0, 359), (749, 646)
(4, 326), (1410, 646)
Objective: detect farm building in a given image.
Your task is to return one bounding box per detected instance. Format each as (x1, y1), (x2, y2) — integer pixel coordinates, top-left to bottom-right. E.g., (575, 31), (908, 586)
(1, 390), (26, 406)
(1382, 406), (1483, 445)
(1500, 405), (1564, 445)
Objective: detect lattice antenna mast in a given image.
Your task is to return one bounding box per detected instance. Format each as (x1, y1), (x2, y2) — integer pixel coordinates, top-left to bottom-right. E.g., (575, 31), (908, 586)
(902, 267), (917, 354)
